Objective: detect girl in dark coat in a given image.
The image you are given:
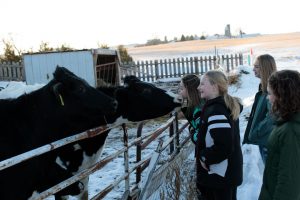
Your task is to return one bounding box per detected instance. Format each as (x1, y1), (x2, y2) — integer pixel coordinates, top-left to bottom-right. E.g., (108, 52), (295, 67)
(243, 54), (277, 163)
(259, 70), (300, 200)
(196, 70), (243, 200)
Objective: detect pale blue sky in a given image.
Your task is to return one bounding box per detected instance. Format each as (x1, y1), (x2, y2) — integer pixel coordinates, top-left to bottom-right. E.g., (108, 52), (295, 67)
(0, 0), (299, 53)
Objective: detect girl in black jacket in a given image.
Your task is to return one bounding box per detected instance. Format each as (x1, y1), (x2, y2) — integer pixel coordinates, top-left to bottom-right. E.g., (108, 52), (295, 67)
(196, 70), (243, 200)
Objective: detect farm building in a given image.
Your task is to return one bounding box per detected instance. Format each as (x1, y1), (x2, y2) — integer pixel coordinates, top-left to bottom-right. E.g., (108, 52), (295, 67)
(23, 49), (121, 87)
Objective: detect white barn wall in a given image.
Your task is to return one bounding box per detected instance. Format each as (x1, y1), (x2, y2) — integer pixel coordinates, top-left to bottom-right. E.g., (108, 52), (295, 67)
(24, 51), (95, 87)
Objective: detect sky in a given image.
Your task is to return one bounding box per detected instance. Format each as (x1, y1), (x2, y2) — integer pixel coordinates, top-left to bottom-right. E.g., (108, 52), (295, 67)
(1, 0), (300, 54)
(1, 45), (299, 199)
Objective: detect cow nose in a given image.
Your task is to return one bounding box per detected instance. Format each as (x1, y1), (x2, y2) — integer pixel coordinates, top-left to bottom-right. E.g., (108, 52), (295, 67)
(174, 95), (183, 104)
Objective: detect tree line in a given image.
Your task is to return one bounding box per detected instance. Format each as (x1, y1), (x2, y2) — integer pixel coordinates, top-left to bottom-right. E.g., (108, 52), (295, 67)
(140, 34), (206, 47)
(0, 39), (133, 63)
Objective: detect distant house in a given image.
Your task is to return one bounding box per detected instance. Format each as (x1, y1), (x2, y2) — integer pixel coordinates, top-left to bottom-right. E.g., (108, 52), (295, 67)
(225, 24), (231, 38)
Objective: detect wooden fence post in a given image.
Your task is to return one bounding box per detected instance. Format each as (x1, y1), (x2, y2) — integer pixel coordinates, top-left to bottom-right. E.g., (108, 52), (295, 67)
(230, 54), (234, 71)
(200, 57), (204, 74)
(185, 57), (189, 74)
(167, 59), (171, 78)
(235, 54), (238, 67)
(159, 59), (163, 79)
(177, 58), (181, 78)
(204, 56), (208, 73)
(136, 61), (141, 79)
(226, 55), (230, 72)
(181, 57), (185, 75)
(149, 60), (154, 82)
(239, 53), (243, 65)
(172, 58), (176, 78)
(213, 55), (217, 69)
(141, 61), (145, 81)
(208, 56), (212, 70)
(194, 57), (199, 75)
(190, 57), (194, 73)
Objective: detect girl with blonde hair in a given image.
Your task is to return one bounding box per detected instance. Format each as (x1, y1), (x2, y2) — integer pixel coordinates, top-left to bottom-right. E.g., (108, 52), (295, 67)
(195, 70), (243, 200)
(243, 54), (277, 163)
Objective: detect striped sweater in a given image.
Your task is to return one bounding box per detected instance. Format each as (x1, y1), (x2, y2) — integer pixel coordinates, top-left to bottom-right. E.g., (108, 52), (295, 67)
(196, 96), (243, 188)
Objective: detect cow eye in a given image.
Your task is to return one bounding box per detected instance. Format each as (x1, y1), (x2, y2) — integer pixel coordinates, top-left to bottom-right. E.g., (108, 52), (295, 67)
(78, 85), (86, 93)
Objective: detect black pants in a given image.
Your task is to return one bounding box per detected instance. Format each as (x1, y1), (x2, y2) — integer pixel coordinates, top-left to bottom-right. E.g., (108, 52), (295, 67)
(197, 185), (237, 200)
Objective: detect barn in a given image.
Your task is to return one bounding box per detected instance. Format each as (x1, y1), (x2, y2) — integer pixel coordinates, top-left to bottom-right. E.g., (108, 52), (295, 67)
(23, 48), (121, 87)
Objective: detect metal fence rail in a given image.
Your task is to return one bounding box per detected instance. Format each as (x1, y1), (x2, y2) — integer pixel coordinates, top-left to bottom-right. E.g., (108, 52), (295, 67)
(0, 112), (191, 200)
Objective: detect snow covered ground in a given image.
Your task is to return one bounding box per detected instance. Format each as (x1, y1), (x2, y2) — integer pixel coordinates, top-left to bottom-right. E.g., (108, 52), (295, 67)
(0, 46), (299, 199)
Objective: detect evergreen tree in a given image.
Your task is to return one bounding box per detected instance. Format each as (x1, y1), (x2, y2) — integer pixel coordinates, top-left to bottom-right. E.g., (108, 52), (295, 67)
(180, 34), (186, 41)
(200, 35), (206, 40)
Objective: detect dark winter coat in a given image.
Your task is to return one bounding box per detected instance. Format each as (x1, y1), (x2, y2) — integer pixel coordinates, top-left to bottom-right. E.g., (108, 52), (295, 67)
(195, 96), (243, 188)
(243, 85), (274, 147)
(259, 112), (300, 200)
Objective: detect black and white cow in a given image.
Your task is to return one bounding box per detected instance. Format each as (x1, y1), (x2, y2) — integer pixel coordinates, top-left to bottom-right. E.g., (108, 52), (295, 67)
(53, 76), (182, 199)
(0, 66), (117, 200)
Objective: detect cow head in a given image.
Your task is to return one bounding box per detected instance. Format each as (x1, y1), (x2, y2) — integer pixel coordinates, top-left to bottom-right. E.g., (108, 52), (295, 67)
(51, 66), (117, 119)
(116, 76), (181, 122)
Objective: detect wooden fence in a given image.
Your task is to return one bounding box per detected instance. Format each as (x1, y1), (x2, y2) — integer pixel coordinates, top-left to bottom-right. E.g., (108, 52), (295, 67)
(120, 53), (243, 82)
(0, 62), (25, 81)
(0, 53), (243, 83)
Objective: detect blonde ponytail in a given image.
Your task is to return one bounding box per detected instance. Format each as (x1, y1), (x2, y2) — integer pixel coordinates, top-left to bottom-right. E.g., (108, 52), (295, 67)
(224, 93), (241, 120)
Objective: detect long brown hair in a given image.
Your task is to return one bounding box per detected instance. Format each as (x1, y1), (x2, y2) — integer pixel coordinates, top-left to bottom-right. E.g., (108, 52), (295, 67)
(205, 70), (241, 120)
(256, 54), (277, 92)
(181, 74), (201, 116)
(268, 70), (300, 121)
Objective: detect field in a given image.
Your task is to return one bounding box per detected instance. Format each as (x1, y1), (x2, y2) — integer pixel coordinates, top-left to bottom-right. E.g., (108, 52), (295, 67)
(127, 32), (300, 62)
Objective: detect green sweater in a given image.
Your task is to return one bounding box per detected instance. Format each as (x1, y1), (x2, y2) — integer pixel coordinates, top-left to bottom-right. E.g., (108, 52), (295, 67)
(243, 89), (274, 147)
(259, 112), (300, 200)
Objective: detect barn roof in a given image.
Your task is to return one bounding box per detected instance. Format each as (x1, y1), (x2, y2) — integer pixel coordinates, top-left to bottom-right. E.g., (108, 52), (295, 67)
(23, 48), (117, 56)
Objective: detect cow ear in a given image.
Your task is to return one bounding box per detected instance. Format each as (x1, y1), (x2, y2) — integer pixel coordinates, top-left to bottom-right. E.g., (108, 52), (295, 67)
(124, 75), (140, 86)
(53, 66), (65, 81)
(53, 66), (75, 82)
